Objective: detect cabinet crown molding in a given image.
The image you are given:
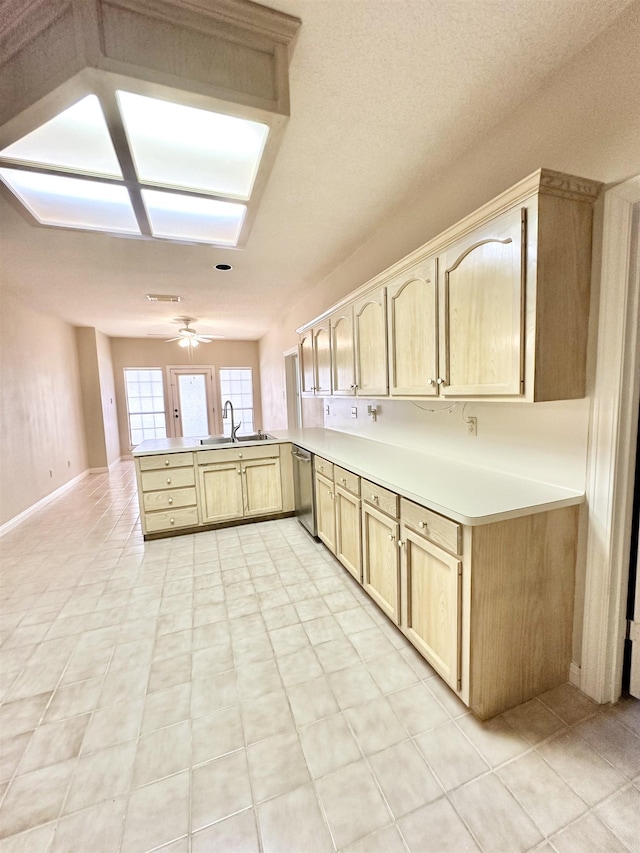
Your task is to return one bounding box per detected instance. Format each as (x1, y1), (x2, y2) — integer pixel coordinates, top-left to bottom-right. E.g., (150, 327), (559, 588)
(296, 168), (603, 335)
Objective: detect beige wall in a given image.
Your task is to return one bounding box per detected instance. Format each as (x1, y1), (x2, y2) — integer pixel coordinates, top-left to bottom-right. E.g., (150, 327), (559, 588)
(0, 289), (88, 527)
(110, 338), (263, 455)
(258, 0), (640, 429)
(75, 328), (121, 469)
(95, 330), (121, 467)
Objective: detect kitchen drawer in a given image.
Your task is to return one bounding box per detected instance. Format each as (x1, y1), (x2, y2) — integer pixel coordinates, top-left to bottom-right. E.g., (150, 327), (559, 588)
(144, 506), (199, 533)
(140, 467), (195, 492)
(401, 497), (462, 555)
(314, 456), (334, 479)
(362, 479), (398, 518)
(143, 487), (197, 513)
(138, 453), (194, 471)
(196, 445), (280, 465)
(334, 465), (360, 496)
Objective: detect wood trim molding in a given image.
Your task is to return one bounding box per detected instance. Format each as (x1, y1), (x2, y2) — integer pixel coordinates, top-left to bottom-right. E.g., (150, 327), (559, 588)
(581, 175), (640, 703)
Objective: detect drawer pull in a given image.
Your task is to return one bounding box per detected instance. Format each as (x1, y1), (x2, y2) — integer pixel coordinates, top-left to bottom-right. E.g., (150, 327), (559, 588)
(166, 477), (172, 484)
(419, 521), (426, 529)
(371, 494), (378, 502)
(164, 459), (170, 466)
(238, 453), (243, 458)
(341, 477), (346, 484)
(168, 497), (173, 505)
(169, 517), (175, 524)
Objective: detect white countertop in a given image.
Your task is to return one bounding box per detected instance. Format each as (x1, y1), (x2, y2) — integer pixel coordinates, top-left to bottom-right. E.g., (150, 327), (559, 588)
(133, 429), (584, 526)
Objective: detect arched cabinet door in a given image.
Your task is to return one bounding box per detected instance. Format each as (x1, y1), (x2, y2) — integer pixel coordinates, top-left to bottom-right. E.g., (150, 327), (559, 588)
(354, 286), (388, 397)
(299, 331), (315, 396)
(439, 206), (525, 397)
(387, 257), (438, 397)
(313, 322), (332, 395)
(331, 307), (356, 396)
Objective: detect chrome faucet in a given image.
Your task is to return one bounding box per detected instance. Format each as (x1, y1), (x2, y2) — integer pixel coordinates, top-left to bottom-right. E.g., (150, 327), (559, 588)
(223, 400), (241, 441)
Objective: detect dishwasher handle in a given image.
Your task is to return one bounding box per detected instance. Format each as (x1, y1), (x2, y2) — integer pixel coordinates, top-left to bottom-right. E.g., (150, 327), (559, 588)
(291, 450), (311, 463)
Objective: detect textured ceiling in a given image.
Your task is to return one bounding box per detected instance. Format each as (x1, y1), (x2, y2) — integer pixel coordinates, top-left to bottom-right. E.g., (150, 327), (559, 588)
(0, 0), (634, 340)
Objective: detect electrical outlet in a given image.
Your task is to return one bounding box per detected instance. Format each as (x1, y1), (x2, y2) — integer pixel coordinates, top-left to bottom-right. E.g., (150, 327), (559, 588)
(351, 407), (358, 418)
(467, 417), (477, 436)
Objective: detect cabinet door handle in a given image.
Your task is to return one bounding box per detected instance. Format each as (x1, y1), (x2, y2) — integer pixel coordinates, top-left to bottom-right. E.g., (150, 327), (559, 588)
(166, 477), (172, 484)
(242, 469), (246, 474)
(237, 468), (242, 474)
(436, 377), (446, 386)
(164, 459), (170, 466)
(398, 540), (405, 548)
(388, 533), (395, 541)
(427, 378), (435, 387)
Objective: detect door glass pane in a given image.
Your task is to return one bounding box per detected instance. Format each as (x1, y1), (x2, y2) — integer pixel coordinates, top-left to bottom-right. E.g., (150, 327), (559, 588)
(178, 373), (209, 436)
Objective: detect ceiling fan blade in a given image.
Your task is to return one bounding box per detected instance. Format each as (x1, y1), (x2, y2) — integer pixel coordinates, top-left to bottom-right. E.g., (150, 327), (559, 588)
(193, 336), (212, 343)
(164, 336), (182, 342)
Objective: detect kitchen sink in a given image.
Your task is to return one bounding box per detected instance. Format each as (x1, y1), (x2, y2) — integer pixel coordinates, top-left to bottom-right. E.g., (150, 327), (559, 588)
(200, 436), (233, 445)
(199, 433), (276, 446)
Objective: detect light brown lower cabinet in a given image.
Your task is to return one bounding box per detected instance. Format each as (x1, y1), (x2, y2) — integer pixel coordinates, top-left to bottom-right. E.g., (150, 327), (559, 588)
(315, 469), (336, 553)
(362, 501), (400, 624)
(328, 470), (578, 720)
(400, 525), (462, 691)
(315, 458), (363, 581)
(335, 485), (362, 582)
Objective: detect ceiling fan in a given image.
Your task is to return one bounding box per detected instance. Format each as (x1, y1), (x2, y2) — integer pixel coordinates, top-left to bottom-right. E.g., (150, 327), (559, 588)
(147, 318), (224, 348)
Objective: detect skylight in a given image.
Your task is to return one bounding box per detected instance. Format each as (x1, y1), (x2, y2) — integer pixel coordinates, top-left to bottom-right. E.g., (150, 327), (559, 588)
(141, 189), (246, 245)
(0, 168), (140, 234)
(0, 92), (267, 246)
(117, 92), (268, 199)
(0, 95), (122, 178)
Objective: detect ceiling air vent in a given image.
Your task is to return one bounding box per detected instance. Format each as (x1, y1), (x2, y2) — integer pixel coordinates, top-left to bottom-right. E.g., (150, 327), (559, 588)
(146, 294), (181, 303)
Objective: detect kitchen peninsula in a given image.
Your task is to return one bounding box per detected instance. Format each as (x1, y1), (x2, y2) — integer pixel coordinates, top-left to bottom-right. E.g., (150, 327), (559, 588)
(133, 429), (583, 718)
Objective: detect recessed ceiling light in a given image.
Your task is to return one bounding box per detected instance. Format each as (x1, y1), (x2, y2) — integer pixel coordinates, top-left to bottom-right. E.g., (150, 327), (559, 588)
(215, 264), (233, 271)
(146, 294), (182, 302)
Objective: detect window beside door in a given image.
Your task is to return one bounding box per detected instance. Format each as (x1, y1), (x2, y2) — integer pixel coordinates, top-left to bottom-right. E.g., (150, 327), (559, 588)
(219, 368), (254, 436)
(124, 368), (167, 447)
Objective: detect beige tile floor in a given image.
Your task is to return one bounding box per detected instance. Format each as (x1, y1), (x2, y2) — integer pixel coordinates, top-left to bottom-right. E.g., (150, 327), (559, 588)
(1, 461), (639, 853)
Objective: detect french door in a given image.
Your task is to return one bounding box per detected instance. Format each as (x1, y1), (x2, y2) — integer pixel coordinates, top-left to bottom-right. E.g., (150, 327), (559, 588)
(168, 367), (218, 438)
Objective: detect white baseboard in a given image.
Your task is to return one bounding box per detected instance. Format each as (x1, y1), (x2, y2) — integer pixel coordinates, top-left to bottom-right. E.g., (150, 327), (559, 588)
(569, 661), (581, 689)
(0, 470), (90, 537)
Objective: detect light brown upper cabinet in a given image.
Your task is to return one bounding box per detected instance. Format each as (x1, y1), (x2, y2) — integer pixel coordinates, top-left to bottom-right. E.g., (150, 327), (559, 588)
(297, 170), (602, 403)
(354, 285), (388, 397)
(299, 329), (315, 395)
(330, 307), (356, 396)
(300, 321), (332, 396)
(439, 206), (524, 397)
(387, 256), (438, 397)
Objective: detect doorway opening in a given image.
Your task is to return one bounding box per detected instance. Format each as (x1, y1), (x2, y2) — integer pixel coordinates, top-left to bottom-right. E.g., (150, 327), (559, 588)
(284, 349), (301, 429)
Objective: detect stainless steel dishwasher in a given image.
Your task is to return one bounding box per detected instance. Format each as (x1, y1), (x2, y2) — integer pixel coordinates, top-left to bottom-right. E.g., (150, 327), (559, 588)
(291, 445), (317, 538)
